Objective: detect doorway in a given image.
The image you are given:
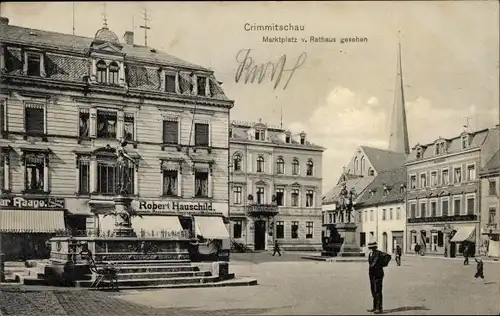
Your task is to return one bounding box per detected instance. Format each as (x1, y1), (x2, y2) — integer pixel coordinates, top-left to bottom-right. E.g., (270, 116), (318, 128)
(254, 220), (266, 250)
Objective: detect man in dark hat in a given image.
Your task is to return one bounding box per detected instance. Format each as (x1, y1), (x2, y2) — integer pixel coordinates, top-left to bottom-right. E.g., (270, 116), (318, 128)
(367, 241), (386, 314)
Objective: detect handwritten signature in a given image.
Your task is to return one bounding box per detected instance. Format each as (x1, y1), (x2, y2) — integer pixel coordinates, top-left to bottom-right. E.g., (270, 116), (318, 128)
(235, 49), (307, 90)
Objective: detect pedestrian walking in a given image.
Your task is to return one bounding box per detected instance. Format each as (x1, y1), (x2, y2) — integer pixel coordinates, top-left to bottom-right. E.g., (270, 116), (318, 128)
(474, 256), (485, 282)
(272, 240), (281, 256)
(463, 244), (470, 265)
(395, 245), (402, 266)
(367, 242), (391, 314)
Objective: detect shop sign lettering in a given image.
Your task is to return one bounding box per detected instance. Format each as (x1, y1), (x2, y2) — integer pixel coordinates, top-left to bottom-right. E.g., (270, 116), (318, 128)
(135, 200), (217, 213)
(0, 197), (66, 209)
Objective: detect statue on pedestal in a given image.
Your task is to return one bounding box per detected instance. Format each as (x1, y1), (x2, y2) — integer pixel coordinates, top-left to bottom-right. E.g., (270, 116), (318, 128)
(338, 185), (356, 223)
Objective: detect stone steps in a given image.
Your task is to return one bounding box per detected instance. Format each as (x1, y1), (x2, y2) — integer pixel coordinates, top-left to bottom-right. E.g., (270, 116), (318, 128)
(76, 275), (220, 288)
(97, 259), (192, 266)
(116, 271), (211, 280)
(106, 265), (198, 274)
(94, 253), (190, 261)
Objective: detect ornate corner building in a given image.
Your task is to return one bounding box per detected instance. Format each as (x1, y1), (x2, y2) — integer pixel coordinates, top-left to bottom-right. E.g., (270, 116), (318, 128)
(0, 17), (233, 260)
(229, 120), (325, 251)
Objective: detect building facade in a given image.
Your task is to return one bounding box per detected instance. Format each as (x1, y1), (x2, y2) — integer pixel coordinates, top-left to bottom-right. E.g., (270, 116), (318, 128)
(229, 120), (324, 251)
(405, 129), (490, 257)
(479, 126), (499, 258)
(0, 18), (233, 260)
(355, 167), (407, 254)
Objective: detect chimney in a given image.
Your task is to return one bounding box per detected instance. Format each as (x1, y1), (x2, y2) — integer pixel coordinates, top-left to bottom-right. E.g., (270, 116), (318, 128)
(0, 17), (9, 25)
(123, 31), (134, 45)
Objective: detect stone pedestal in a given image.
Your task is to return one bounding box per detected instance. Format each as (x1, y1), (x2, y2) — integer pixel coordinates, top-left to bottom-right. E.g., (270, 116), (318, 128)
(330, 222), (365, 258)
(113, 196), (136, 237)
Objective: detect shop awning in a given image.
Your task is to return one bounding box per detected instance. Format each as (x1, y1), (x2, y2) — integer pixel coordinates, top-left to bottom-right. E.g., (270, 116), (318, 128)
(451, 226), (476, 243)
(0, 210), (65, 233)
(194, 216), (229, 239)
(131, 215), (183, 234)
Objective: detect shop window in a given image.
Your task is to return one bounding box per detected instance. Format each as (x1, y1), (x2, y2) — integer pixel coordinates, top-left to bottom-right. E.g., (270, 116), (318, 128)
(306, 221), (313, 239)
(96, 110), (117, 139)
(276, 221), (284, 239)
(163, 120), (179, 145)
(194, 123), (209, 146)
(163, 170), (178, 196)
(233, 220), (242, 239)
(124, 114), (135, 141)
(291, 221), (299, 239)
(194, 170), (209, 197)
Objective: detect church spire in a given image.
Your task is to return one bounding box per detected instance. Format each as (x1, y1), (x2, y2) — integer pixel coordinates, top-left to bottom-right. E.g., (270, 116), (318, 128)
(388, 33), (410, 154)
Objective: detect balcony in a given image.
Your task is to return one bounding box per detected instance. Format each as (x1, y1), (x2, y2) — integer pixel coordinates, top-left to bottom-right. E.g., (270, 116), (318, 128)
(246, 203), (279, 217)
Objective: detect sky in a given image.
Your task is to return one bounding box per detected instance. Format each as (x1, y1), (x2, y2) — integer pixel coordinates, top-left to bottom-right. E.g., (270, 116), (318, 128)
(2, 1), (499, 192)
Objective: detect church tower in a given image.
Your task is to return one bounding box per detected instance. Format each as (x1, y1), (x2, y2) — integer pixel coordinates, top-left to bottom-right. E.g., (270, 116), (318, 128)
(388, 40), (410, 154)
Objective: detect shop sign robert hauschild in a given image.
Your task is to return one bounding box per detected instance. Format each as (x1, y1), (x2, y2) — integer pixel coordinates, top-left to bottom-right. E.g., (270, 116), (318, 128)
(135, 200), (218, 214)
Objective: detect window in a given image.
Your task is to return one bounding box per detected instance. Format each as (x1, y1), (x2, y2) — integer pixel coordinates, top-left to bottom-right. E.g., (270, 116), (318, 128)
(0, 100), (5, 135)
(233, 186), (242, 204)
(389, 208), (393, 220)
(300, 136), (305, 145)
(24, 152), (45, 192)
(197, 76), (207, 96)
(467, 165), (476, 181)
(276, 158), (284, 174)
(306, 221), (313, 238)
(360, 157), (365, 174)
(96, 156), (134, 195)
(194, 169), (209, 197)
(291, 221), (299, 239)
(194, 123), (209, 146)
(79, 110), (89, 138)
(306, 160), (314, 176)
(420, 173), (427, 188)
(442, 169), (449, 185)
(25, 103), (44, 134)
(163, 120), (179, 145)
(358, 211), (362, 222)
(254, 130), (265, 141)
(291, 189), (299, 207)
(256, 156), (264, 173)
(396, 207), (401, 220)
(461, 136), (468, 149)
(306, 190), (314, 207)
(454, 167), (462, 183)
(435, 144), (440, 155)
(410, 203), (416, 218)
(441, 199), (449, 216)
(466, 196), (475, 215)
(165, 74), (176, 93)
(453, 198), (461, 216)
(382, 209), (386, 220)
(420, 202), (426, 218)
(163, 170), (178, 196)
(276, 221), (284, 239)
(368, 168), (374, 176)
(410, 175), (417, 189)
(292, 159), (299, 175)
(229, 128), (233, 138)
(275, 188), (284, 206)
(124, 114), (134, 141)
(360, 232), (366, 247)
(431, 201), (437, 217)
(97, 110), (117, 139)
(431, 171), (437, 186)
(27, 52), (41, 76)
(285, 134), (291, 143)
(489, 180), (497, 196)
(0, 153), (5, 192)
(370, 209), (374, 221)
(109, 62), (119, 85)
(77, 158), (89, 194)
(489, 208), (497, 224)
(256, 187), (265, 204)
(96, 60), (107, 83)
(233, 153), (242, 172)
(233, 220), (242, 239)
(364, 210), (368, 222)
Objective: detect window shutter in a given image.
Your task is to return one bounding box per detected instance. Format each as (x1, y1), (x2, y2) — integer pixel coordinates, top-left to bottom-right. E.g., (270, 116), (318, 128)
(163, 120), (178, 144)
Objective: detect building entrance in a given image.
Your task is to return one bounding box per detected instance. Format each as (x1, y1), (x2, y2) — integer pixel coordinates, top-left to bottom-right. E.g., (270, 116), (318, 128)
(254, 220), (266, 250)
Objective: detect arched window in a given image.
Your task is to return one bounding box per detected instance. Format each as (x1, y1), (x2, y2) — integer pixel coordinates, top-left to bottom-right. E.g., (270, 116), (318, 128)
(109, 62), (120, 85)
(354, 157), (359, 174)
(276, 158), (285, 174)
(368, 168), (374, 176)
(292, 158), (299, 175)
(96, 60), (107, 83)
(306, 159), (314, 176)
(360, 156), (365, 175)
(256, 156), (264, 173)
(233, 153), (242, 172)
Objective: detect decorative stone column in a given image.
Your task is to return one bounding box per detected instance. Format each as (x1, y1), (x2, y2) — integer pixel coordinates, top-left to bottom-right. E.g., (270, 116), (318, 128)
(113, 195), (136, 237)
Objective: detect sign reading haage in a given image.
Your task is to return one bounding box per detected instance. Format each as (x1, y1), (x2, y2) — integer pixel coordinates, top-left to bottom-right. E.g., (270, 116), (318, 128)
(234, 48), (307, 90)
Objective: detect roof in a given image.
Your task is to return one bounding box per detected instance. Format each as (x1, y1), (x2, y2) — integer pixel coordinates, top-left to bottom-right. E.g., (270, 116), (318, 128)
(322, 176), (375, 205)
(360, 146), (408, 173)
(480, 150), (500, 176)
(230, 121), (325, 150)
(356, 167), (407, 207)
(0, 23), (209, 71)
(406, 129), (489, 163)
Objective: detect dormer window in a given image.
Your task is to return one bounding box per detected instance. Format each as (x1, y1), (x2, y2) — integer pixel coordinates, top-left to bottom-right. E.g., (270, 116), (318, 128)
(255, 130), (265, 141)
(370, 190), (375, 197)
(285, 133), (291, 143)
(461, 135), (469, 149)
(300, 135), (306, 145)
(165, 73), (176, 93)
(96, 60), (107, 83)
(197, 76), (207, 96)
(109, 62), (119, 85)
(26, 52), (42, 77)
(400, 184), (406, 194)
(416, 146), (423, 159)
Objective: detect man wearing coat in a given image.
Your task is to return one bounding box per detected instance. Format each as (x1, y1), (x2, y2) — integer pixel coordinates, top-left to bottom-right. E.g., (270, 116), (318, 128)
(367, 241), (385, 314)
